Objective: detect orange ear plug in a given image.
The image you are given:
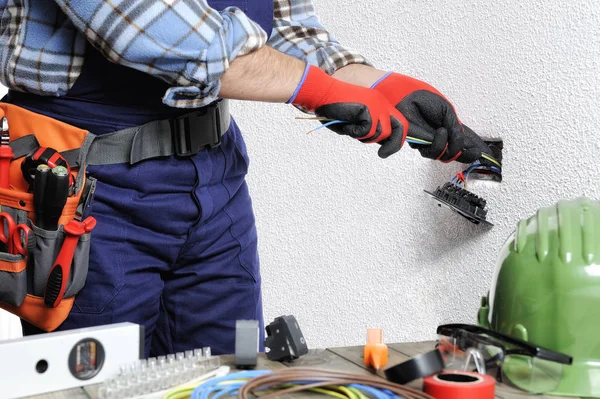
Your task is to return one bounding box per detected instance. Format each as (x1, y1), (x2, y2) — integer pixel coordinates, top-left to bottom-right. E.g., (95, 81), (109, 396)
(364, 328), (388, 370)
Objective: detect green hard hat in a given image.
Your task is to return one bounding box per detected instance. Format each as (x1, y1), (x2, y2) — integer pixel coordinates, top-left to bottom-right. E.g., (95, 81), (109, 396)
(478, 197), (600, 397)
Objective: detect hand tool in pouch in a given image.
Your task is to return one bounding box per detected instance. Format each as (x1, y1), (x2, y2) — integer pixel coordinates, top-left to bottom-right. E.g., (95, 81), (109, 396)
(33, 164), (50, 229)
(0, 117), (14, 189)
(43, 166), (70, 231)
(44, 174), (97, 308)
(44, 215), (96, 308)
(21, 146), (73, 188)
(0, 212), (34, 255)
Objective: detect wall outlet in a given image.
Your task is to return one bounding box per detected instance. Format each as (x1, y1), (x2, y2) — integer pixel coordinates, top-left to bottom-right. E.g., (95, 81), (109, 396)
(483, 138), (503, 165)
(468, 138), (503, 182)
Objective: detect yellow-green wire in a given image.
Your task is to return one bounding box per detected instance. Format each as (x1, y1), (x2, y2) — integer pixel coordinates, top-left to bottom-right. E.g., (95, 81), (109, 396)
(347, 386), (369, 399)
(163, 388), (194, 399)
(298, 117), (503, 167)
(335, 386), (362, 399)
(164, 381), (366, 399)
(163, 378), (250, 399)
(271, 384), (359, 399)
(408, 138), (502, 168)
(306, 386), (354, 399)
(406, 136), (431, 145)
(481, 153), (502, 167)
(301, 118), (503, 168)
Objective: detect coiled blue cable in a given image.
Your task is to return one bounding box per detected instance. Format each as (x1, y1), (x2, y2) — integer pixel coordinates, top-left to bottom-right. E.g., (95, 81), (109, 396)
(190, 370), (403, 399)
(191, 370), (271, 399)
(348, 384), (401, 399)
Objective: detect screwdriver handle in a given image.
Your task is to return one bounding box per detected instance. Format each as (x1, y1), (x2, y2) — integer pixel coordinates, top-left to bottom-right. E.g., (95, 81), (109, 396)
(0, 145), (13, 190)
(0, 118), (12, 189)
(44, 225), (80, 307)
(44, 217), (96, 308)
(44, 166), (69, 231)
(34, 165), (50, 229)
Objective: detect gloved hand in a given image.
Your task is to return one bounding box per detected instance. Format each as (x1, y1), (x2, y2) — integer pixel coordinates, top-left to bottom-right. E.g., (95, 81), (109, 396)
(289, 65), (409, 158)
(371, 72), (482, 164)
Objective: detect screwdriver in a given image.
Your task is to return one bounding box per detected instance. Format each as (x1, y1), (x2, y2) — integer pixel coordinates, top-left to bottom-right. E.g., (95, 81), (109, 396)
(34, 165), (50, 229)
(44, 166), (70, 231)
(0, 117), (14, 189)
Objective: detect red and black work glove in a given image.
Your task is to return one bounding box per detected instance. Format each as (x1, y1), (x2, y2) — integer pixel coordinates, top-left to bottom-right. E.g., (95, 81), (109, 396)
(371, 72), (484, 164)
(289, 65), (409, 158)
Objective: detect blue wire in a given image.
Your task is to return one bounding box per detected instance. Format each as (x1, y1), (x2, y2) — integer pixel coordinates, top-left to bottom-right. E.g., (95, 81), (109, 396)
(191, 370), (271, 399)
(313, 120), (444, 148)
(380, 388), (400, 398)
(210, 383), (244, 399)
(315, 121), (426, 146)
(190, 371), (403, 399)
(311, 119), (346, 131)
(348, 384), (399, 399)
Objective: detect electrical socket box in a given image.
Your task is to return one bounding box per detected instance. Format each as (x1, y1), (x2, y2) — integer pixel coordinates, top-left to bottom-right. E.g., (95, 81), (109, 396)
(0, 322), (143, 399)
(465, 138), (504, 183)
(483, 138), (503, 165)
(423, 137), (503, 226)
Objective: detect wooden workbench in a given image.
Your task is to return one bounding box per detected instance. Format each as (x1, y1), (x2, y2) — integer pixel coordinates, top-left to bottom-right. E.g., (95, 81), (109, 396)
(27, 341), (578, 399)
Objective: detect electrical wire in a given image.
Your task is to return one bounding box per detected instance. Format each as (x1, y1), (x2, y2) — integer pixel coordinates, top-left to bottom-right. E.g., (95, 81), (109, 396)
(305, 119), (430, 145)
(190, 370), (269, 399)
(406, 137), (431, 145)
(187, 368), (435, 399)
(298, 117), (502, 167)
(449, 160), (502, 190)
(161, 367), (231, 399)
(187, 371), (361, 399)
(481, 153), (502, 168)
(236, 367), (434, 399)
(306, 120), (347, 134)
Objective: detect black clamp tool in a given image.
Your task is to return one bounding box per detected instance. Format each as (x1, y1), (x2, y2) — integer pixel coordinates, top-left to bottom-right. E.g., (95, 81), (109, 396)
(264, 315), (308, 362)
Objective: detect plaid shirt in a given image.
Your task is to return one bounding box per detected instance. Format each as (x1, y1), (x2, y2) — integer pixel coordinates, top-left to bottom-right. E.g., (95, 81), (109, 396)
(0, 0), (368, 108)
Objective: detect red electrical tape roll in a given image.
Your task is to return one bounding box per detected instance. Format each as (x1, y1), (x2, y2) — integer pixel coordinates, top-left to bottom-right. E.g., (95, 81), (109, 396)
(423, 371), (495, 399)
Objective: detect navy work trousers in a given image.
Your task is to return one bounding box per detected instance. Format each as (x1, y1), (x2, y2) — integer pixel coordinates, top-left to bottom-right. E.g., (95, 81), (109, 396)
(13, 100), (264, 357)
(11, 0), (274, 357)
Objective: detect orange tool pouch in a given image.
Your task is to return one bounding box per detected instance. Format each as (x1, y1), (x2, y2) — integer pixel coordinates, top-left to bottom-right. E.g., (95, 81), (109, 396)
(0, 103), (96, 332)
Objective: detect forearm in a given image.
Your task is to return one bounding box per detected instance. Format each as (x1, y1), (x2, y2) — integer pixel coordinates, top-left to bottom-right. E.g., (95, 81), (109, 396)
(219, 46), (306, 102)
(332, 64), (388, 88)
(218, 47), (390, 103)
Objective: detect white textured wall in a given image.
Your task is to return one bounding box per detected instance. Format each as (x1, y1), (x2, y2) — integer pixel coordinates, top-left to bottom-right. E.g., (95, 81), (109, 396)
(241, 0), (600, 348)
(2, 1), (600, 348)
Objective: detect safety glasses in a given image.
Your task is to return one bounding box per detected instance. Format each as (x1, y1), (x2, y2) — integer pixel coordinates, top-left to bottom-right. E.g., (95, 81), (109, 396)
(436, 324), (572, 394)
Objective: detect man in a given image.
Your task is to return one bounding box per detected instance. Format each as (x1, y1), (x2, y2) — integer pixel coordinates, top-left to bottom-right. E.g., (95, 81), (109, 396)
(0, 0), (483, 357)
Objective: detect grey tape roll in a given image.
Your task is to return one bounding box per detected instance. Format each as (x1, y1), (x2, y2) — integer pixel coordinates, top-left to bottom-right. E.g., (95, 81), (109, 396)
(384, 349), (445, 384)
(235, 320), (259, 369)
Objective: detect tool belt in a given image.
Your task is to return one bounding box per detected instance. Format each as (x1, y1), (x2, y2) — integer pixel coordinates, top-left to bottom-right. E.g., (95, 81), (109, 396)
(0, 100), (230, 331)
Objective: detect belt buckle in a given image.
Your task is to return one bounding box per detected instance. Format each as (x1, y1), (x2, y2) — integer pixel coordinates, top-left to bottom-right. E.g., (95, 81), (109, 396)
(171, 102), (222, 157)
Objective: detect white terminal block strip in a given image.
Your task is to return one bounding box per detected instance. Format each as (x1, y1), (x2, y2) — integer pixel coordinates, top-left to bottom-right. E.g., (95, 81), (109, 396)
(99, 346), (221, 399)
(0, 322), (143, 399)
